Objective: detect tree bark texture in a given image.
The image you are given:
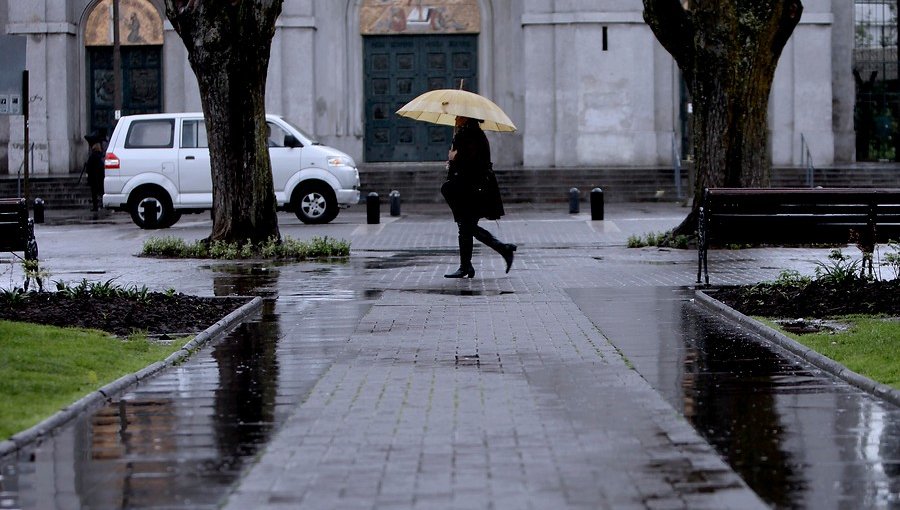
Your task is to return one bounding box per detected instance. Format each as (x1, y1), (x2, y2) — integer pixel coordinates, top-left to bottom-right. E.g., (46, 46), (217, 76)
(643, 0), (803, 234)
(164, 0), (283, 243)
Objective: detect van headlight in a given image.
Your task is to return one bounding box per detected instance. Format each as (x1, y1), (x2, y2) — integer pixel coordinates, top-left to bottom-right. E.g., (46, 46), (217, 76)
(327, 156), (354, 167)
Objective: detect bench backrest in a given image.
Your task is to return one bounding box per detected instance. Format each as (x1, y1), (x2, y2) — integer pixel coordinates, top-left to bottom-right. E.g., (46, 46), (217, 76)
(701, 188), (900, 245)
(0, 198), (29, 251)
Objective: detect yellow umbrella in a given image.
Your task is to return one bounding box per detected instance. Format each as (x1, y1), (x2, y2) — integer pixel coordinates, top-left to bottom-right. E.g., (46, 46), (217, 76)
(396, 89), (517, 132)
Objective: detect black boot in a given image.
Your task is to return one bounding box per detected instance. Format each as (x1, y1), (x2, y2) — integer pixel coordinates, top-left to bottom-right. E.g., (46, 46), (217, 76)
(446, 226), (475, 278)
(473, 225), (516, 273)
(444, 266), (475, 278)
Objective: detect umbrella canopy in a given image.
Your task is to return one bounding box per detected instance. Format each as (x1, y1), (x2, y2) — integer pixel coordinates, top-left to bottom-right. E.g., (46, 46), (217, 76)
(396, 89), (516, 132)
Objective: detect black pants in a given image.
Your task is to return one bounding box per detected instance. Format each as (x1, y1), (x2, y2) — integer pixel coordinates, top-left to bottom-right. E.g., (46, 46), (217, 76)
(456, 217), (507, 268)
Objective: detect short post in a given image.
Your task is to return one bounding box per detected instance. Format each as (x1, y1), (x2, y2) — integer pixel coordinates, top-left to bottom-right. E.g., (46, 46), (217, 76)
(144, 201), (159, 228)
(33, 197), (44, 224)
(590, 188), (604, 221)
(389, 190), (401, 217)
(568, 188), (580, 214)
(367, 192), (380, 224)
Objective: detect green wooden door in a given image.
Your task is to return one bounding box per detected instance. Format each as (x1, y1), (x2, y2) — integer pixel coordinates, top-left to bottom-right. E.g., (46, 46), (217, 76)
(364, 35), (477, 162)
(87, 46), (162, 138)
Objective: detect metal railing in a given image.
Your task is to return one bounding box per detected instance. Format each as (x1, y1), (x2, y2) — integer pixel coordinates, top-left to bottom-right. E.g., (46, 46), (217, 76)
(801, 134), (815, 188)
(672, 132), (683, 199)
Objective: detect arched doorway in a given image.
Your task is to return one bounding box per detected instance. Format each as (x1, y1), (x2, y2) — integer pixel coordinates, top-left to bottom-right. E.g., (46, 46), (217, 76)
(84, 0), (163, 139)
(361, 1), (480, 162)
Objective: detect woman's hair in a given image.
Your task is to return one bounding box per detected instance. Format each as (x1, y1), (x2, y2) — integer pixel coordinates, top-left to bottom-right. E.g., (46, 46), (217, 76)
(463, 117), (482, 129)
(91, 143), (102, 152)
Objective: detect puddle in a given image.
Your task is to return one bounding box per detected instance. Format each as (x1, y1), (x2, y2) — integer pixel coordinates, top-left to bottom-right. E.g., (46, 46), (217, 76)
(403, 289), (514, 297)
(568, 286), (900, 510)
(0, 265), (374, 509)
(775, 318), (852, 335)
(362, 250), (454, 270)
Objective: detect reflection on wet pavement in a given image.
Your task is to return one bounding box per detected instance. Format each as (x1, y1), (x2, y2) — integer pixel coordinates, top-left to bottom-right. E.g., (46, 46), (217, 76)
(0, 263), (377, 509)
(569, 287), (900, 510)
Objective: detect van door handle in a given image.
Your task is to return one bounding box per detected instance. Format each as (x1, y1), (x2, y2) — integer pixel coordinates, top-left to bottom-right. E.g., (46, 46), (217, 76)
(185, 156), (195, 160)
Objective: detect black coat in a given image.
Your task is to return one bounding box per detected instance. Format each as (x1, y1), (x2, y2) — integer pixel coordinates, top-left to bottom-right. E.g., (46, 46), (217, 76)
(441, 122), (504, 221)
(86, 150), (105, 191)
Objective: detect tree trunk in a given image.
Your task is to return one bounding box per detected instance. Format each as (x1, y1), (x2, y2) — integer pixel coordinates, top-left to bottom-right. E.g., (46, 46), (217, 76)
(644, 0), (803, 235)
(164, 0), (282, 244)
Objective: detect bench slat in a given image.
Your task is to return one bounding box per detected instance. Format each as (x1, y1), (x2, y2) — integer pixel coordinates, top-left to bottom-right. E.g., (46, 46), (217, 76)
(698, 187), (900, 284)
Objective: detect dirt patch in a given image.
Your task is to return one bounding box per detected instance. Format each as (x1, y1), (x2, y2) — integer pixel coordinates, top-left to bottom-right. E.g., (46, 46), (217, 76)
(0, 293), (251, 338)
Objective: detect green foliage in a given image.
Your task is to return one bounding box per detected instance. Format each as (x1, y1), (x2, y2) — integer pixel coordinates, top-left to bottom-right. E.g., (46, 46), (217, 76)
(626, 231), (691, 249)
(52, 278), (152, 302)
(883, 241), (900, 280)
(626, 234), (645, 248)
(141, 235), (350, 260)
(0, 320), (184, 439)
(814, 249), (863, 285)
(773, 269), (812, 287)
(0, 287), (27, 305)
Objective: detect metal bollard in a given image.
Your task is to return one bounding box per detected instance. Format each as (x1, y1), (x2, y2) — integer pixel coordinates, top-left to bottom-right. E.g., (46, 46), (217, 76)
(389, 190), (401, 217)
(366, 192), (380, 224)
(33, 198), (44, 224)
(568, 188), (580, 214)
(143, 200), (159, 228)
(590, 187), (604, 221)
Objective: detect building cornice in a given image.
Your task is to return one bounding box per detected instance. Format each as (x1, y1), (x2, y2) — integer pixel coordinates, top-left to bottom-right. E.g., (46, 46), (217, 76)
(522, 11), (833, 26)
(163, 16), (316, 32)
(6, 23), (77, 35)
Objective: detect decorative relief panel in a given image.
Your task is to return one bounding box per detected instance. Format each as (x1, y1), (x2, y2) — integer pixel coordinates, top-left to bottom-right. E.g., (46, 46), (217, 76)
(85, 0), (163, 47)
(361, 0), (480, 35)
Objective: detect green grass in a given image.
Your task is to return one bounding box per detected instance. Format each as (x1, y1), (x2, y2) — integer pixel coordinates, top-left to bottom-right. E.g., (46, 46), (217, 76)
(761, 316), (900, 389)
(0, 320), (184, 439)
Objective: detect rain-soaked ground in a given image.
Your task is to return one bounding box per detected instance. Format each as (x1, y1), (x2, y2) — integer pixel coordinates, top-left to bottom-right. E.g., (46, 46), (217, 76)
(569, 286), (900, 510)
(1, 260), (899, 508)
(0, 262), (378, 509)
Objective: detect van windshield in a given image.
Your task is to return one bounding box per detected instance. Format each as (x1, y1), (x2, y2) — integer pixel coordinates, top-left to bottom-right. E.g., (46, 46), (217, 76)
(276, 118), (322, 145)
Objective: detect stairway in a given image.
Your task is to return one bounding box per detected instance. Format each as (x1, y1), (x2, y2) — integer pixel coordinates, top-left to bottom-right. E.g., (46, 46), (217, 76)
(4, 163), (900, 211)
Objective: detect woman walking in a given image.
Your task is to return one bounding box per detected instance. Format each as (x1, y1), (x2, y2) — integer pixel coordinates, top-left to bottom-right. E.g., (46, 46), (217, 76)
(441, 116), (516, 278)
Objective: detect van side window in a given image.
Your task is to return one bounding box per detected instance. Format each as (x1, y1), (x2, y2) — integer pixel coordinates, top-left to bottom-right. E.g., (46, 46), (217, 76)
(266, 122), (289, 147)
(181, 120), (208, 149)
(125, 119), (175, 148)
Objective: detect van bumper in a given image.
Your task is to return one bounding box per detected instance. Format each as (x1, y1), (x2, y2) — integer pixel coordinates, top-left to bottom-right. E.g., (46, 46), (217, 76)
(337, 189), (360, 207)
(102, 193), (128, 209)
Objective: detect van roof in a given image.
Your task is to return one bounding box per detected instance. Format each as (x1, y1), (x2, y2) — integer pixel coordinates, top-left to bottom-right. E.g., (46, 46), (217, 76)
(119, 112), (282, 121)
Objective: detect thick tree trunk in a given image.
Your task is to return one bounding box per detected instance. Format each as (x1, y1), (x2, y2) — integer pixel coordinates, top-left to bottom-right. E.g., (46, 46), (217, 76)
(164, 0), (282, 244)
(644, 0), (803, 235)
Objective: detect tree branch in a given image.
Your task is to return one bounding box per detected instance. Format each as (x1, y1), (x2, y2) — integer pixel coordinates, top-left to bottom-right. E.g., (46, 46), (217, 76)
(772, 0), (803, 58)
(642, 0), (695, 77)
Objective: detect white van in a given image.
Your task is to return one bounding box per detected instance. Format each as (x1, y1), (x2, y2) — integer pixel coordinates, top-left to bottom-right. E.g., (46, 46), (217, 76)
(102, 113), (360, 228)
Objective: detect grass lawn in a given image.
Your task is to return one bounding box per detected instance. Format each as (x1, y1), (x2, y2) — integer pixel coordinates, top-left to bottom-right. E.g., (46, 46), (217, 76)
(763, 316), (900, 390)
(0, 320), (184, 439)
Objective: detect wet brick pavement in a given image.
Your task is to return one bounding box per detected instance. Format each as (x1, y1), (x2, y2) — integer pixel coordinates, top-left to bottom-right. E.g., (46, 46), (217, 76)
(2, 203), (894, 509)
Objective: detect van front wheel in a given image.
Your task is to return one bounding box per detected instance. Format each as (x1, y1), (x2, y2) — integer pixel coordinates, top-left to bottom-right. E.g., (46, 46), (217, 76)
(294, 183), (338, 224)
(129, 188), (179, 229)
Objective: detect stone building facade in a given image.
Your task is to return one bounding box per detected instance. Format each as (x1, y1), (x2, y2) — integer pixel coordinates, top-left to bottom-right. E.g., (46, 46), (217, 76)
(1, 0), (852, 177)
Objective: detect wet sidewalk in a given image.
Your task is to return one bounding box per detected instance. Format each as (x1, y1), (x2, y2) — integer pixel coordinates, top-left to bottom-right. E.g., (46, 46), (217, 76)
(1, 203), (898, 509)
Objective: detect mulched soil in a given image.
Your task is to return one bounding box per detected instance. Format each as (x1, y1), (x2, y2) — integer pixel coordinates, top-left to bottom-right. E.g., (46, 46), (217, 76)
(3, 279), (897, 337)
(0, 293), (251, 337)
(708, 279), (900, 318)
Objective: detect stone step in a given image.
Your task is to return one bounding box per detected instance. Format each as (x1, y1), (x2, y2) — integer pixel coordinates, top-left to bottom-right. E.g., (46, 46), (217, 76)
(3, 165), (900, 210)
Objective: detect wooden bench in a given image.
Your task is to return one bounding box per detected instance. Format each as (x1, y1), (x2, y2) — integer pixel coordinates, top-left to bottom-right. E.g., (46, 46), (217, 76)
(0, 198), (38, 261)
(697, 188), (900, 284)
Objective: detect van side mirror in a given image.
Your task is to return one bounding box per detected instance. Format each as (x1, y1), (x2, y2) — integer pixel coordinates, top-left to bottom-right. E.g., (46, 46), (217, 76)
(284, 134), (302, 148)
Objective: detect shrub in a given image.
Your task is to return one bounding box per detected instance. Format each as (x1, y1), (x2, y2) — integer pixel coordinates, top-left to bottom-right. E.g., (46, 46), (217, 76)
(140, 235), (350, 261)
(814, 249), (863, 285)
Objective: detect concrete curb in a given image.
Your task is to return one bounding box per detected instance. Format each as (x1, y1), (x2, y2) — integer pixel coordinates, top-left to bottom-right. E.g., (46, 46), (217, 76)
(695, 290), (900, 408)
(0, 296), (264, 458)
